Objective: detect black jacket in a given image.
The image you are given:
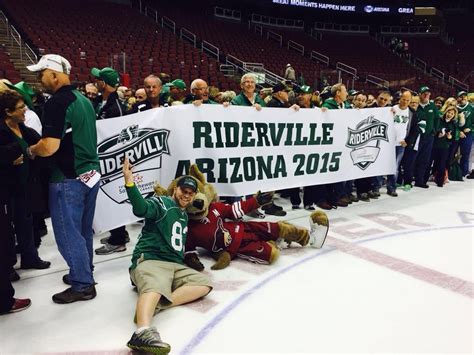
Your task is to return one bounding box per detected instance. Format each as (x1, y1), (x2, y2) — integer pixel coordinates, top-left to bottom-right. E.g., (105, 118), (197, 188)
(95, 91), (125, 120)
(0, 120), (40, 185)
(404, 108), (421, 149)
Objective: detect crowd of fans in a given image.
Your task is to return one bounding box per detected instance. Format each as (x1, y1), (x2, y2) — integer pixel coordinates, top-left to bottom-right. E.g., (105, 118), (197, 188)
(0, 55), (472, 351)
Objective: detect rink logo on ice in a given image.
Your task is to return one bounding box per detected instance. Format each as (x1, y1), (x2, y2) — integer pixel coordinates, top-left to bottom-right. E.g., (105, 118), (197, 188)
(345, 116), (388, 170)
(97, 124), (170, 203)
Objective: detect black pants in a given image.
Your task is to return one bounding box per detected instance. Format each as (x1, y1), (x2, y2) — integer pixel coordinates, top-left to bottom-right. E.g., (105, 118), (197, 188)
(0, 189), (15, 313)
(10, 188), (40, 264)
(432, 146), (449, 185)
(108, 226), (128, 245)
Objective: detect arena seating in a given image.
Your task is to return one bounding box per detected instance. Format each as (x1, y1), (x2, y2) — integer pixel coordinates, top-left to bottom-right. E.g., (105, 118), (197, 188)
(144, 2), (456, 96)
(1, 0), (237, 89)
(0, 46), (21, 83)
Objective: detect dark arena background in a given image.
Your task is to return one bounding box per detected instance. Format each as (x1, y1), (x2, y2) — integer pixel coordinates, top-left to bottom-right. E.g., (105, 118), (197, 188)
(0, 0), (472, 354)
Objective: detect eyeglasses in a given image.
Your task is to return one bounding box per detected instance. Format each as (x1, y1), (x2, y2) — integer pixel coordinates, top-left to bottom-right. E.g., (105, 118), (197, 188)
(14, 104), (27, 111)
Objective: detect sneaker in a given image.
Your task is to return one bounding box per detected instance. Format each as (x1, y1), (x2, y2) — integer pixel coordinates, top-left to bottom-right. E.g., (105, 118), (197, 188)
(52, 285), (96, 304)
(467, 171), (474, 179)
(358, 193), (370, 202)
(402, 184), (412, 191)
(368, 191), (379, 199)
(100, 233), (130, 245)
(127, 326), (171, 354)
(348, 194), (359, 203)
(292, 205), (301, 210)
(95, 243), (126, 255)
(246, 209), (265, 219)
(0, 298), (31, 315)
(262, 203), (287, 216)
(308, 215), (329, 249)
(372, 190), (381, 197)
(387, 191), (398, 197)
(304, 205), (315, 211)
(414, 183), (429, 189)
(20, 259), (51, 270)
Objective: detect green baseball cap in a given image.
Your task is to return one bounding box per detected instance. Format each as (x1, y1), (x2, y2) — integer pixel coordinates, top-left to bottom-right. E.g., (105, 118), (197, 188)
(295, 85), (312, 94)
(5, 81), (35, 109)
(165, 79), (186, 90)
(91, 67), (120, 87)
(457, 90), (468, 97)
(419, 86), (431, 94)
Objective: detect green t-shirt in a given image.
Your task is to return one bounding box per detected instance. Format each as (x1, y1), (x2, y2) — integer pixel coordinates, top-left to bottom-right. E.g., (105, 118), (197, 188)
(41, 86), (99, 182)
(127, 185), (188, 269)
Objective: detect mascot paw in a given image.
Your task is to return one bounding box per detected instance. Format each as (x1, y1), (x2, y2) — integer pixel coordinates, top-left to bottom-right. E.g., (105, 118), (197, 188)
(153, 183), (168, 196)
(211, 251), (231, 270)
(255, 190), (274, 207)
(184, 253), (205, 271)
(309, 211), (329, 249)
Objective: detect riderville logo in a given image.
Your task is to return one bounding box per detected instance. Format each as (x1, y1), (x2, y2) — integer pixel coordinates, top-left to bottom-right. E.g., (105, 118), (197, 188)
(345, 116), (388, 170)
(97, 124), (170, 203)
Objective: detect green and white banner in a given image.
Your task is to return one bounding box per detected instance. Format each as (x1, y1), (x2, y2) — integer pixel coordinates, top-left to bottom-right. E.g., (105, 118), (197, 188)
(94, 105), (396, 233)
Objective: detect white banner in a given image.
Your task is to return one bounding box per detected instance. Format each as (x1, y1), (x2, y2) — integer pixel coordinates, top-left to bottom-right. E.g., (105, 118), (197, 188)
(93, 105), (396, 233)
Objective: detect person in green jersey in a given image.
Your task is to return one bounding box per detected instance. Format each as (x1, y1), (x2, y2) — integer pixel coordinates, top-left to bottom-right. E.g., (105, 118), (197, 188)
(456, 90), (473, 177)
(123, 158), (212, 354)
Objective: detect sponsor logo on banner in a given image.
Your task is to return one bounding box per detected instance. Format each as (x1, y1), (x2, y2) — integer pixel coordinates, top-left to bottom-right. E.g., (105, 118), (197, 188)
(346, 116), (388, 170)
(97, 124), (170, 203)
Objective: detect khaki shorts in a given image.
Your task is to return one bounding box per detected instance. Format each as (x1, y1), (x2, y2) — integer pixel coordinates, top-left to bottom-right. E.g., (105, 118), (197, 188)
(130, 259), (212, 309)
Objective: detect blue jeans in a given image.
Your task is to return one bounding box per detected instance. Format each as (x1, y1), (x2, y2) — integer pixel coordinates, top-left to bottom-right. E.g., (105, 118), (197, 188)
(49, 179), (99, 291)
(459, 132), (473, 176)
(386, 146), (405, 192)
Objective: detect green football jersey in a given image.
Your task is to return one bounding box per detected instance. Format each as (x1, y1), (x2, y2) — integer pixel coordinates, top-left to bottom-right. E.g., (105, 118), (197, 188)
(458, 103), (474, 132)
(126, 185), (189, 269)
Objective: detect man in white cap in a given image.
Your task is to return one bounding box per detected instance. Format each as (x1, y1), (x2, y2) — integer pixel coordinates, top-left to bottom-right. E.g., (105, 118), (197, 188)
(284, 63), (296, 82)
(27, 54), (101, 304)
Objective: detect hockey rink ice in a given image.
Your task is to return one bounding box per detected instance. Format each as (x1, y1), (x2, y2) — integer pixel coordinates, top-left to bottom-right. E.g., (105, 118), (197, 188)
(1, 179), (472, 354)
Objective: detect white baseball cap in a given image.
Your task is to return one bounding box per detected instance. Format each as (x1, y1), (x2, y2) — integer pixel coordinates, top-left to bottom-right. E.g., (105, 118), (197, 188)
(27, 54), (71, 74)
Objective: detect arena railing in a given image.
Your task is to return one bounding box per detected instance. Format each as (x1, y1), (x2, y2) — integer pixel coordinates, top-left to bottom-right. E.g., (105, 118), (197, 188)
(267, 31), (282, 47)
(380, 25), (440, 36)
(180, 28), (197, 48)
(310, 51), (329, 66)
(214, 7), (241, 22)
(0, 11), (37, 65)
(413, 58), (427, 73)
(202, 41), (219, 61)
(251, 13), (304, 30)
(430, 67), (445, 81)
(336, 62), (357, 89)
(314, 22), (369, 34)
(448, 76), (468, 91)
(254, 25), (263, 36)
(288, 40), (304, 56)
(366, 74), (389, 89)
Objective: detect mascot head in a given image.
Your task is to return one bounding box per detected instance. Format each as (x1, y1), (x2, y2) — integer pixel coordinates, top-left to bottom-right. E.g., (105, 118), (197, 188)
(153, 164), (218, 220)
